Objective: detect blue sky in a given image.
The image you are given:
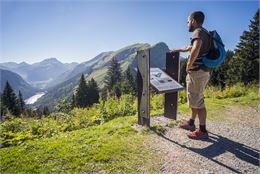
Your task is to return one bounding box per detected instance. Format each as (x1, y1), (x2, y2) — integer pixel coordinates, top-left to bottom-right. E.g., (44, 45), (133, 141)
(1, 0), (259, 64)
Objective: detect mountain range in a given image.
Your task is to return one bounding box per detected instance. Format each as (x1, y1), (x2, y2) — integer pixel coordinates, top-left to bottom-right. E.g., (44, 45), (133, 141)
(0, 69), (39, 99)
(33, 42), (172, 110)
(45, 52), (114, 89)
(1, 42), (182, 110)
(0, 58), (78, 89)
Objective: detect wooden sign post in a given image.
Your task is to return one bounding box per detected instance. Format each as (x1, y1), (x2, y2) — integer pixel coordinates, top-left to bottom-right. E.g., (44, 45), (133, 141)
(137, 49), (150, 127)
(164, 52), (180, 120)
(137, 49), (183, 127)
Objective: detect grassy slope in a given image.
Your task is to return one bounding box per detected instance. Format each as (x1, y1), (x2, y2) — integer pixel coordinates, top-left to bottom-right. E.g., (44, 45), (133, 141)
(178, 89), (259, 121)
(1, 116), (161, 173)
(1, 85), (259, 173)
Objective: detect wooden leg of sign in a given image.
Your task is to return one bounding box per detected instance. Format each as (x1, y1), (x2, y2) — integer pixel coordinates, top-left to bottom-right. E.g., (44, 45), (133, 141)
(165, 92), (178, 119)
(137, 49), (150, 127)
(164, 52), (180, 120)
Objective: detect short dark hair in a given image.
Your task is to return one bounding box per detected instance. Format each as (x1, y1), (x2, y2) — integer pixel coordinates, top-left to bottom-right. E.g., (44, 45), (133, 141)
(190, 11), (205, 25)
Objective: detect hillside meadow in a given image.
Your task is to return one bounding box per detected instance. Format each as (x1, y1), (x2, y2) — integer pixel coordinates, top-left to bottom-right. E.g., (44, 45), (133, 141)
(0, 83), (259, 173)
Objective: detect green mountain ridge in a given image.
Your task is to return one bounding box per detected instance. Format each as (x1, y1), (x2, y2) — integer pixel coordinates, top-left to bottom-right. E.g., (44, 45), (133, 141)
(34, 42), (171, 110)
(45, 52), (114, 89)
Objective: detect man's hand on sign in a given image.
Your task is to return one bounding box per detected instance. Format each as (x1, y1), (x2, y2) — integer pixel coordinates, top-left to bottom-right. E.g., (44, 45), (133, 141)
(170, 45), (192, 53)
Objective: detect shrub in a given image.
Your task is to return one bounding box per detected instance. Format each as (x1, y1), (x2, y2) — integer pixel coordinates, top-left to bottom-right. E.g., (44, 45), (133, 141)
(100, 94), (136, 122)
(0, 114), (73, 147)
(150, 94), (164, 111)
(118, 94), (136, 116)
(204, 85), (220, 98)
(218, 84), (247, 99)
(103, 97), (120, 120)
(0, 95), (137, 147)
(205, 83), (248, 99)
(70, 107), (98, 129)
(178, 90), (187, 104)
(1, 131), (33, 148)
(0, 118), (29, 133)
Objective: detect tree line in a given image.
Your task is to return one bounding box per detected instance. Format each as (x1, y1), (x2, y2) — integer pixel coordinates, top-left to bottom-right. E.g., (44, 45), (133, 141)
(0, 81), (52, 119)
(55, 57), (137, 113)
(102, 57), (137, 99)
(66, 58), (137, 110)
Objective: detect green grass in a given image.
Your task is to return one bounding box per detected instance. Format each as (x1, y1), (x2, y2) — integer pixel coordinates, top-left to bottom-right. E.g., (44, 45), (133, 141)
(1, 84), (258, 173)
(166, 120), (181, 128)
(141, 123), (167, 135)
(1, 116), (161, 173)
(178, 98), (227, 120)
(178, 87), (259, 121)
(149, 83), (259, 121)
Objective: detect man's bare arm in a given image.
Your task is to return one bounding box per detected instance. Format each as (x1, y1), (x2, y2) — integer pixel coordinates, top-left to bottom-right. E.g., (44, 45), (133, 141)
(170, 45), (192, 53)
(186, 39), (202, 72)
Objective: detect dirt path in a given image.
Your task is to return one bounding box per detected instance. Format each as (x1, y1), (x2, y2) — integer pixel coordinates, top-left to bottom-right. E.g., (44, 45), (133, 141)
(148, 105), (260, 174)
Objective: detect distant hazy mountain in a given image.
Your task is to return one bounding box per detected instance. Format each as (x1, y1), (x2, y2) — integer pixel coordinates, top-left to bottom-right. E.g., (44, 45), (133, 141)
(1, 61), (30, 80)
(46, 52), (113, 88)
(0, 69), (39, 99)
(64, 62), (79, 70)
(0, 58), (78, 89)
(34, 42), (172, 110)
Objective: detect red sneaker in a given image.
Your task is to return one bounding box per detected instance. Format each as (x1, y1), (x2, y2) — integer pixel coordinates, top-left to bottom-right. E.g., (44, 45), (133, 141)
(187, 128), (208, 139)
(179, 120), (196, 131)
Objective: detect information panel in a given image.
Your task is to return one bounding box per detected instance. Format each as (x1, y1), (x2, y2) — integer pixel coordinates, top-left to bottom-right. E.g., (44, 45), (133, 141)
(150, 67), (184, 93)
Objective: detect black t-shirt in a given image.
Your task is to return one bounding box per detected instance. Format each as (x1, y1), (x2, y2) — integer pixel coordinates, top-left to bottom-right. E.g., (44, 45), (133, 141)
(190, 27), (211, 71)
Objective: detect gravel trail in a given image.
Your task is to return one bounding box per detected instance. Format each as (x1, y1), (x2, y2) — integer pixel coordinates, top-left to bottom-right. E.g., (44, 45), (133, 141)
(148, 105), (260, 174)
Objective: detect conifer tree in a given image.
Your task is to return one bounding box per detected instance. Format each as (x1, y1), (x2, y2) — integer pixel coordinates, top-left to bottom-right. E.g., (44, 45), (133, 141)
(2, 81), (20, 116)
(113, 84), (122, 99)
(209, 50), (234, 88)
(0, 93), (6, 118)
(121, 66), (137, 95)
(87, 78), (99, 106)
(18, 90), (25, 112)
(104, 57), (122, 96)
(71, 93), (76, 108)
(56, 98), (72, 113)
(227, 9), (259, 84)
(75, 74), (89, 107)
(43, 106), (50, 115)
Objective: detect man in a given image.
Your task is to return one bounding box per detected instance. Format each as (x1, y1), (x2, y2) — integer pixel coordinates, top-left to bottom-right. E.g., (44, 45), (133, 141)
(171, 11), (211, 139)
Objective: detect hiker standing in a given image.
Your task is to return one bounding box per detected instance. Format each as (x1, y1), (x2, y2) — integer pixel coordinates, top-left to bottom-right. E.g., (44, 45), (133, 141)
(171, 11), (211, 139)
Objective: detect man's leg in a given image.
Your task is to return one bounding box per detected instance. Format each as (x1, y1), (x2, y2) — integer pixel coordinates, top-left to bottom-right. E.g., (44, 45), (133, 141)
(191, 108), (198, 121)
(179, 108), (197, 131)
(187, 106), (208, 139)
(181, 72), (197, 131)
(186, 70), (210, 139)
(197, 107), (207, 132)
(197, 107), (207, 125)
(187, 108), (198, 126)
